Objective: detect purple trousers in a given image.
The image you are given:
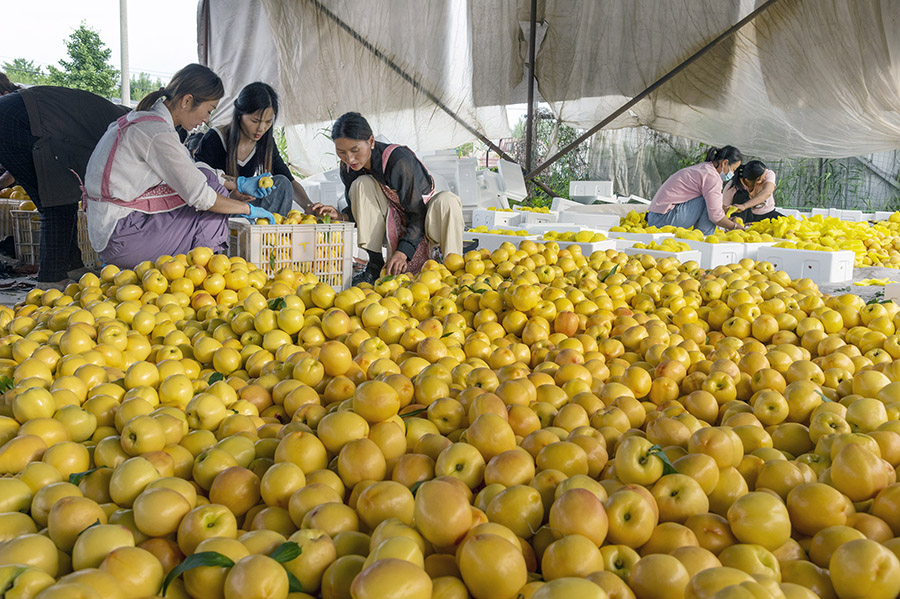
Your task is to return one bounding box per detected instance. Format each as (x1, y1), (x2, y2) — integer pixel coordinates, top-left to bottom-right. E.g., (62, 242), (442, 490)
(99, 168), (230, 268)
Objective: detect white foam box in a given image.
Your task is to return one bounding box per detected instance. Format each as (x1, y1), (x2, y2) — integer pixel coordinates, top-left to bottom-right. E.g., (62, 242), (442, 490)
(614, 238), (638, 250)
(471, 208), (523, 228)
(465, 231), (540, 252)
(557, 211), (621, 229)
(839, 210), (868, 222)
(569, 180), (614, 199)
(875, 211), (895, 221)
(756, 247), (855, 283)
(738, 241), (778, 260)
(886, 283), (900, 302)
(523, 223), (595, 234)
(455, 158), (478, 206)
(552, 239), (618, 255)
(811, 208), (829, 217)
(513, 207), (558, 224)
(498, 159), (528, 204)
(780, 208), (801, 218)
(609, 232), (675, 243)
(622, 247), (702, 264)
(677, 239), (743, 268)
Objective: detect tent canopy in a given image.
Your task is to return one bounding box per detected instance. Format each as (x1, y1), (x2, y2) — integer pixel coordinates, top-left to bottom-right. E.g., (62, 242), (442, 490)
(199, 0), (900, 174)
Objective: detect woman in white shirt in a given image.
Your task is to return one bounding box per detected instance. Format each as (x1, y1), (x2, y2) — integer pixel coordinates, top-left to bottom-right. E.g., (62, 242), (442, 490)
(84, 64), (274, 268)
(722, 160), (782, 223)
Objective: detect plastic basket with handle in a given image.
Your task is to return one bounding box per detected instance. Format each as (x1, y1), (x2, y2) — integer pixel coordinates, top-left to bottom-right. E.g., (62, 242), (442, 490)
(77, 210), (101, 269)
(227, 219), (356, 289)
(0, 199), (20, 240)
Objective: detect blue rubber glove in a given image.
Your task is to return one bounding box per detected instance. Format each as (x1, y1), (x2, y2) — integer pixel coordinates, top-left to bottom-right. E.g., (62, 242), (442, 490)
(242, 204), (275, 224)
(236, 173), (274, 198)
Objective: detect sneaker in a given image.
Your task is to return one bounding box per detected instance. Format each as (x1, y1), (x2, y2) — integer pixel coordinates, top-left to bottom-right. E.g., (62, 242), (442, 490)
(351, 269), (378, 287)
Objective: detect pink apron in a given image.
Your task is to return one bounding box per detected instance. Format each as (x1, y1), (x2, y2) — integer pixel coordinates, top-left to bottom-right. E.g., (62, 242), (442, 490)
(378, 144), (435, 274)
(80, 114), (185, 213)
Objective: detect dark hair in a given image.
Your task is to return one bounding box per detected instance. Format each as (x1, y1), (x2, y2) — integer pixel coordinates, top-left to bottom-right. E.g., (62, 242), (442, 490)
(0, 72), (20, 95)
(136, 64), (224, 112)
(223, 82), (280, 177)
(730, 160), (767, 195)
(331, 112), (373, 141)
(705, 145), (743, 165)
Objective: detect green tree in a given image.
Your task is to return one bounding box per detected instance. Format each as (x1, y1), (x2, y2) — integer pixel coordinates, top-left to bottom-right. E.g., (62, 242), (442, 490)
(47, 22), (119, 98)
(130, 72), (164, 102)
(2, 58), (46, 86)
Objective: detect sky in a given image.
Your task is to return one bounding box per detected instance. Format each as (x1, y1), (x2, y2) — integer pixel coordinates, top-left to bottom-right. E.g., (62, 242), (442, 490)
(2, 0), (198, 82)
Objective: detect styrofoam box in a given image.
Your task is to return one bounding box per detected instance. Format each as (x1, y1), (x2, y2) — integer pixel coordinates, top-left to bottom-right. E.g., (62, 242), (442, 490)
(756, 247), (855, 283)
(513, 207), (558, 224)
(465, 232), (540, 252)
(552, 239), (618, 255)
(875, 211), (895, 221)
(739, 241), (778, 260)
(780, 209), (801, 219)
(811, 208), (829, 217)
(677, 239), (743, 268)
(472, 209), (523, 228)
(558, 211), (621, 229)
(609, 232), (675, 243)
(839, 210), (868, 222)
(569, 180), (613, 198)
(614, 238), (637, 250)
(523, 223), (595, 234)
(498, 159), (528, 204)
(622, 247), (702, 264)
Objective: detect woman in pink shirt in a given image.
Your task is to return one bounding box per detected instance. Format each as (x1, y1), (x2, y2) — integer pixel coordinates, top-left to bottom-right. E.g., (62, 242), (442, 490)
(648, 146), (744, 234)
(722, 160), (782, 223)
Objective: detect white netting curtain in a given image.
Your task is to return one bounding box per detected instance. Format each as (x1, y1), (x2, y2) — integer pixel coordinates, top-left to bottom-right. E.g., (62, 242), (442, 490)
(201, 0), (900, 174)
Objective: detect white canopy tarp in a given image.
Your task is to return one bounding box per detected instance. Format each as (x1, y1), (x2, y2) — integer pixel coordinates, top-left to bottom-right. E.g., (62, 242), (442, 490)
(199, 0), (900, 174)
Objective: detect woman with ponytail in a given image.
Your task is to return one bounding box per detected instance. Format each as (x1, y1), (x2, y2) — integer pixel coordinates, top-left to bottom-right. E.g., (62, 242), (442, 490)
(193, 82), (312, 216)
(648, 145), (745, 234)
(84, 64), (276, 268)
(723, 160), (781, 222)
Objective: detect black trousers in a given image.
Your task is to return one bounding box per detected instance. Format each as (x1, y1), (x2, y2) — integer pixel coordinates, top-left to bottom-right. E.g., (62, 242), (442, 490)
(734, 208), (783, 223)
(0, 93), (83, 281)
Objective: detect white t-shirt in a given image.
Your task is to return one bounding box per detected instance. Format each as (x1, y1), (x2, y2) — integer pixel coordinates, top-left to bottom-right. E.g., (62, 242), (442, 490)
(84, 98), (217, 251)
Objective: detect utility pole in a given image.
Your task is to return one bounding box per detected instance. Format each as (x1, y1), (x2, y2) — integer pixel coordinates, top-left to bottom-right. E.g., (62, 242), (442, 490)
(120, 0), (130, 105)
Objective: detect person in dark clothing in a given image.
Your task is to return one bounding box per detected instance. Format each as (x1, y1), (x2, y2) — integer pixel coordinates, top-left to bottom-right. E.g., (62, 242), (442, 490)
(193, 82), (311, 216)
(0, 82), (130, 287)
(312, 112), (464, 284)
(723, 159), (783, 223)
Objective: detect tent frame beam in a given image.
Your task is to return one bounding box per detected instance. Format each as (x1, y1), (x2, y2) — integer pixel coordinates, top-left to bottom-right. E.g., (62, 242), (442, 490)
(308, 0), (556, 196)
(525, 0), (782, 182)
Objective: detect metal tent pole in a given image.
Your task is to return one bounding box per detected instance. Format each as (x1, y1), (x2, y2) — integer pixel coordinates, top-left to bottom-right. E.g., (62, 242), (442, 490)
(524, 0), (782, 182)
(524, 0), (538, 173)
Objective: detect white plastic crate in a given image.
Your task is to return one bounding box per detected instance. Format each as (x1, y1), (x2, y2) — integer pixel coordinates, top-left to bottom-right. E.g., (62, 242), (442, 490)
(622, 247), (702, 265)
(0, 199), (19, 240)
(557, 212), (621, 229)
(677, 239), (743, 268)
(471, 209), (523, 229)
(513, 207), (558, 224)
(465, 231), (540, 252)
(11, 209), (40, 265)
(77, 210), (101, 269)
(227, 220), (356, 289)
(756, 247), (854, 283)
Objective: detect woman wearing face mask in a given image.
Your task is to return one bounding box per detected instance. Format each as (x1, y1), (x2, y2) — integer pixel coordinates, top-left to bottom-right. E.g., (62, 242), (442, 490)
(193, 82), (312, 216)
(83, 64), (275, 269)
(722, 159), (781, 223)
(647, 146), (745, 234)
(312, 112), (465, 284)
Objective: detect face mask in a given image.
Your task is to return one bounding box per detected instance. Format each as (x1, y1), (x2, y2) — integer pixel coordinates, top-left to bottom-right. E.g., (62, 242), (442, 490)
(721, 170), (734, 182)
